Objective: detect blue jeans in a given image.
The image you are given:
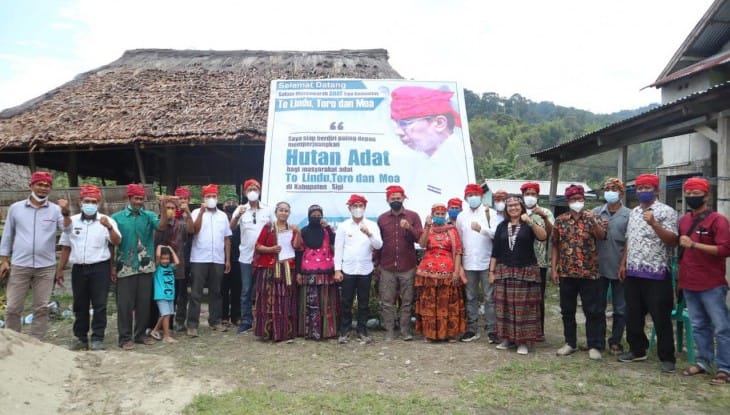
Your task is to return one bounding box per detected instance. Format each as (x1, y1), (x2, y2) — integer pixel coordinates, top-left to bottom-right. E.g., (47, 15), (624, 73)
(684, 286), (730, 373)
(239, 263), (254, 326)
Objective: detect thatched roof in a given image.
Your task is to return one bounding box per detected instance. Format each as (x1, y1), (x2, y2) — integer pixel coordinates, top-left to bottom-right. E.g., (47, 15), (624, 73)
(0, 49), (402, 150)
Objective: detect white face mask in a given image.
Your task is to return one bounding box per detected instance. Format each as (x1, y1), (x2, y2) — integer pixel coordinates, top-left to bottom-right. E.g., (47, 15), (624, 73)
(246, 191), (259, 202)
(351, 208), (364, 219)
(31, 192), (48, 202)
(205, 198), (218, 209)
(523, 196), (538, 208)
(569, 201), (584, 213)
(467, 196), (481, 209)
(494, 201), (505, 212)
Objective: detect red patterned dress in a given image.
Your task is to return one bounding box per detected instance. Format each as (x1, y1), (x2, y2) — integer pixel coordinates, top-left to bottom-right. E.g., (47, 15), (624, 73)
(296, 228), (339, 339)
(415, 224), (466, 340)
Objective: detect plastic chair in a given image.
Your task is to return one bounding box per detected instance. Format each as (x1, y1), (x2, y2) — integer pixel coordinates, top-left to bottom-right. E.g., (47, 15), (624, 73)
(649, 256), (695, 364)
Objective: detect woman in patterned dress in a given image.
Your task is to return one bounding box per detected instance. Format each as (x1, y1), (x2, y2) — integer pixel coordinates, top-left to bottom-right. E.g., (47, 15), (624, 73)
(294, 205), (339, 339)
(489, 195), (547, 355)
(414, 203), (466, 342)
(253, 201), (300, 341)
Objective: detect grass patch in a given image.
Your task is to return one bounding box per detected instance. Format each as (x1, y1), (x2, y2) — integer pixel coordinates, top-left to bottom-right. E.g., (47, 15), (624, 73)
(184, 389), (466, 415)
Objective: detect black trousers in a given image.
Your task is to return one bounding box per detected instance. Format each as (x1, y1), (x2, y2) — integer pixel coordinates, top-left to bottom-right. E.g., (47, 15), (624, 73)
(340, 273), (371, 335)
(173, 276), (189, 328)
(71, 261), (111, 342)
(116, 273), (153, 345)
(624, 275), (675, 362)
(559, 277), (606, 350)
(221, 263), (242, 323)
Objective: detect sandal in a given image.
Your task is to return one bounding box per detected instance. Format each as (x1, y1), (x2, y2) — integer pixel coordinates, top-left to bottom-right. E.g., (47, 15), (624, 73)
(681, 364), (706, 377)
(710, 371), (730, 385)
(150, 330), (162, 341)
(141, 337), (155, 345)
(121, 342), (135, 351)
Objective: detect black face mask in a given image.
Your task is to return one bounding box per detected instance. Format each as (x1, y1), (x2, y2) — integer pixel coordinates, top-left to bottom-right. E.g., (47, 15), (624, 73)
(308, 217), (322, 227)
(685, 196), (705, 210)
(389, 201), (403, 211)
(224, 205), (237, 214)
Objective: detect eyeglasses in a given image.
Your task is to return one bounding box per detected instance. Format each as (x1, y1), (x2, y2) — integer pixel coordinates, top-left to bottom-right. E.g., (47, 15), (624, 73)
(395, 117), (432, 129)
(252, 211), (256, 224)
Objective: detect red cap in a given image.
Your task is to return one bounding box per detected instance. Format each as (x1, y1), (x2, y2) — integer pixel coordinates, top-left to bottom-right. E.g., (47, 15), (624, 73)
(390, 86), (461, 128)
(347, 194), (368, 206)
(520, 182), (540, 194)
(464, 183), (483, 197)
(174, 186), (191, 198)
(243, 179), (261, 191)
(683, 177), (710, 193)
(202, 184), (219, 196)
(386, 185), (407, 199)
(30, 171), (53, 186)
(126, 184), (146, 198)
(635, 174), (659, 189)
(79, 184), (101, 201)
(447, 197), (462, 208)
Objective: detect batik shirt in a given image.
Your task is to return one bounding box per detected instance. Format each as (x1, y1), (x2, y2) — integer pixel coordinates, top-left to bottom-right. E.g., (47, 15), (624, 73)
(625, 201), (677, 280)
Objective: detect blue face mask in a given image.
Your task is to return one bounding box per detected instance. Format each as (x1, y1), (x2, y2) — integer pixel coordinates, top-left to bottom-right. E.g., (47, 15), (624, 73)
(604, 191), (620, 204)
(467, 196), (481, 209)
(637, 191), (655, 204)
(82, 203), (98, 216)
(432, 216), (447, 226)
(448, 208), (460, 219)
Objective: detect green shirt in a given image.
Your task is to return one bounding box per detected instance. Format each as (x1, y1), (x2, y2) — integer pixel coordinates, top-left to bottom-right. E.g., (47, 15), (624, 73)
(111, 207), (160, 278)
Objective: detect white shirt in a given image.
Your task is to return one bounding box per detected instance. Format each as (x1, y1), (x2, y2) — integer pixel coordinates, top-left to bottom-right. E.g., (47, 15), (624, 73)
(190, 208), (232, 264)
(334, 217), (383, 275)
(456, 205), (498, 270)
(59, 213), (120, 265)
(236, 203), (274, 263)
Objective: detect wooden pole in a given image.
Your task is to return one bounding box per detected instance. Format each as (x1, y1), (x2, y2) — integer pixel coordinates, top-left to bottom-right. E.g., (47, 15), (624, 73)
(134, 143), (147, 185)
(550, 161), (560, 207)
(165, 146), (177, 194)
(68, 150), (79, 187)
(618, 146), (628, 204)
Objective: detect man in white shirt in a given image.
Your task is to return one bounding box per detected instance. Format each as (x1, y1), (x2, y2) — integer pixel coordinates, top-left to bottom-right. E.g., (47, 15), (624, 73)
(57, 184), (121, 351)
(334, 194), (383, 343)
(187, 184), (232, 337)
(230, 178), (274, 334)
(455, 183), (499, 343)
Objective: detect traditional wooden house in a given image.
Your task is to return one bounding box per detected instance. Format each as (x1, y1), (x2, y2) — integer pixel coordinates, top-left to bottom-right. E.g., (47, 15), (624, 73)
(0, 49), (402, 192)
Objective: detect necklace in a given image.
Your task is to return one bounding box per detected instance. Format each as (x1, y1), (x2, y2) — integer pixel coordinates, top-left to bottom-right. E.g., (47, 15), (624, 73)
(508, 222), (520, 251)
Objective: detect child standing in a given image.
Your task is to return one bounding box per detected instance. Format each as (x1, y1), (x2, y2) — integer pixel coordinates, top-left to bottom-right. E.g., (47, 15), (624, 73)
(152, 245), (180, 343)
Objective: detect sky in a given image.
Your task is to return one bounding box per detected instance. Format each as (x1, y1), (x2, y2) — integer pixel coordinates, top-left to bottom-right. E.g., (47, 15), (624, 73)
(0, 0), (716, 114)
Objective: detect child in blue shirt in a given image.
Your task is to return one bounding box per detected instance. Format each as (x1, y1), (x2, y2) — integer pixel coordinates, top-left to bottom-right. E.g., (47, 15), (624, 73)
(151, 245), (180, 343)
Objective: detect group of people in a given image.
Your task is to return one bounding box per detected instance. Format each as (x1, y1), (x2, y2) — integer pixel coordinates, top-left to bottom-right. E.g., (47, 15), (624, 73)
(1, 172), (729, 385)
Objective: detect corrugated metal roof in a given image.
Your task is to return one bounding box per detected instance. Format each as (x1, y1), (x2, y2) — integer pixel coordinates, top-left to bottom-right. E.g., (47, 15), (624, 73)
(648, 49), (730, 88)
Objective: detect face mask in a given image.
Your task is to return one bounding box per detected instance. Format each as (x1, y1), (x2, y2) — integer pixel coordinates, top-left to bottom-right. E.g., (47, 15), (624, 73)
(448, 208), (460, 220)
(389, 201), (403, 211)
(432, 216), (447, 226)
(81, 203), (97, 216)
(494, 202), (505, 212)
(31, 192), (48, 202)
(167, 210), (175, 220)
(467, 196), (481, 209)
(224, 205), (237, 214)
(308, 217), (322, 227)
(205, 198), (218, 209)
(637, 191), (655, 204)
(246, 191), (259, 202)
(604, 191), (620, 204)
(523, 196), (538, 208)
(351, 208), (364, 219)
(569, 201), (584, 213)
(685, 196), (705, 210)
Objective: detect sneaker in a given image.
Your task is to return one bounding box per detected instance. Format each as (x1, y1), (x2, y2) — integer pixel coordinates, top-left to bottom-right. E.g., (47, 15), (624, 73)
(487, 333), (499, 344)
(212, 324), (228, 332)
(237, 323), (252, 334)
(90, 340), (105, 351)
(402, 334), (413, 342)
(357, 333), (372, 344)
(556, 344), (577, 356)
(460, 331), (480, 342)
(187, 328), (199, 338)
(517, 344), (529, 355)
(338, 333), (350, 344)
(660, 361), (676, 373)
(67, 338), (88, 351)
(149, 330), (162, 341)
(496, 340), (513, 350)
(588, 348), (602, 360)
(617, 351), (647, 362)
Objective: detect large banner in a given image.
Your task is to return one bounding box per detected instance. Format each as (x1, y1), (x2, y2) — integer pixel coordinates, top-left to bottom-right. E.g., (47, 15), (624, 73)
(262, 79), (476, 227)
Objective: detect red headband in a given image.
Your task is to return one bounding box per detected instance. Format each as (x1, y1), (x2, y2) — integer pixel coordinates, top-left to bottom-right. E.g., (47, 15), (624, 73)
(202, 184), (219, 196)
(30, 171), (53, 186)
(564, 184), (584, 198)
(243, 179), (260, 191)
(386, 185), (407, 199)
(493, 189), (509, 198)
(79, 184), (101, 201)
(520, 182), (540, 194)
(174, 186), (191, 198)
(390, 86), (462, 128)
(635, 174), (659, 189)
(447, 197), (462, 208)
(347, 194), (368, 206)
(464, 183), (483, 197)
(126, 184), (146, 198)
(684, 177), (710, 193)
(431, 203), (447, 214)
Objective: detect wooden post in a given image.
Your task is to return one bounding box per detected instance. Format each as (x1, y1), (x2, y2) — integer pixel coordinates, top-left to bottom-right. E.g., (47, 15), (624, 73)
(550, 161), (560, 207)
(28, 151), (37, 172)
(134, 143), (147, 185)
(717, 111), (730, 282)
(164, 146), (177, 194)
(68, 150), (79, 187)
(618, 146), (628, 204)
